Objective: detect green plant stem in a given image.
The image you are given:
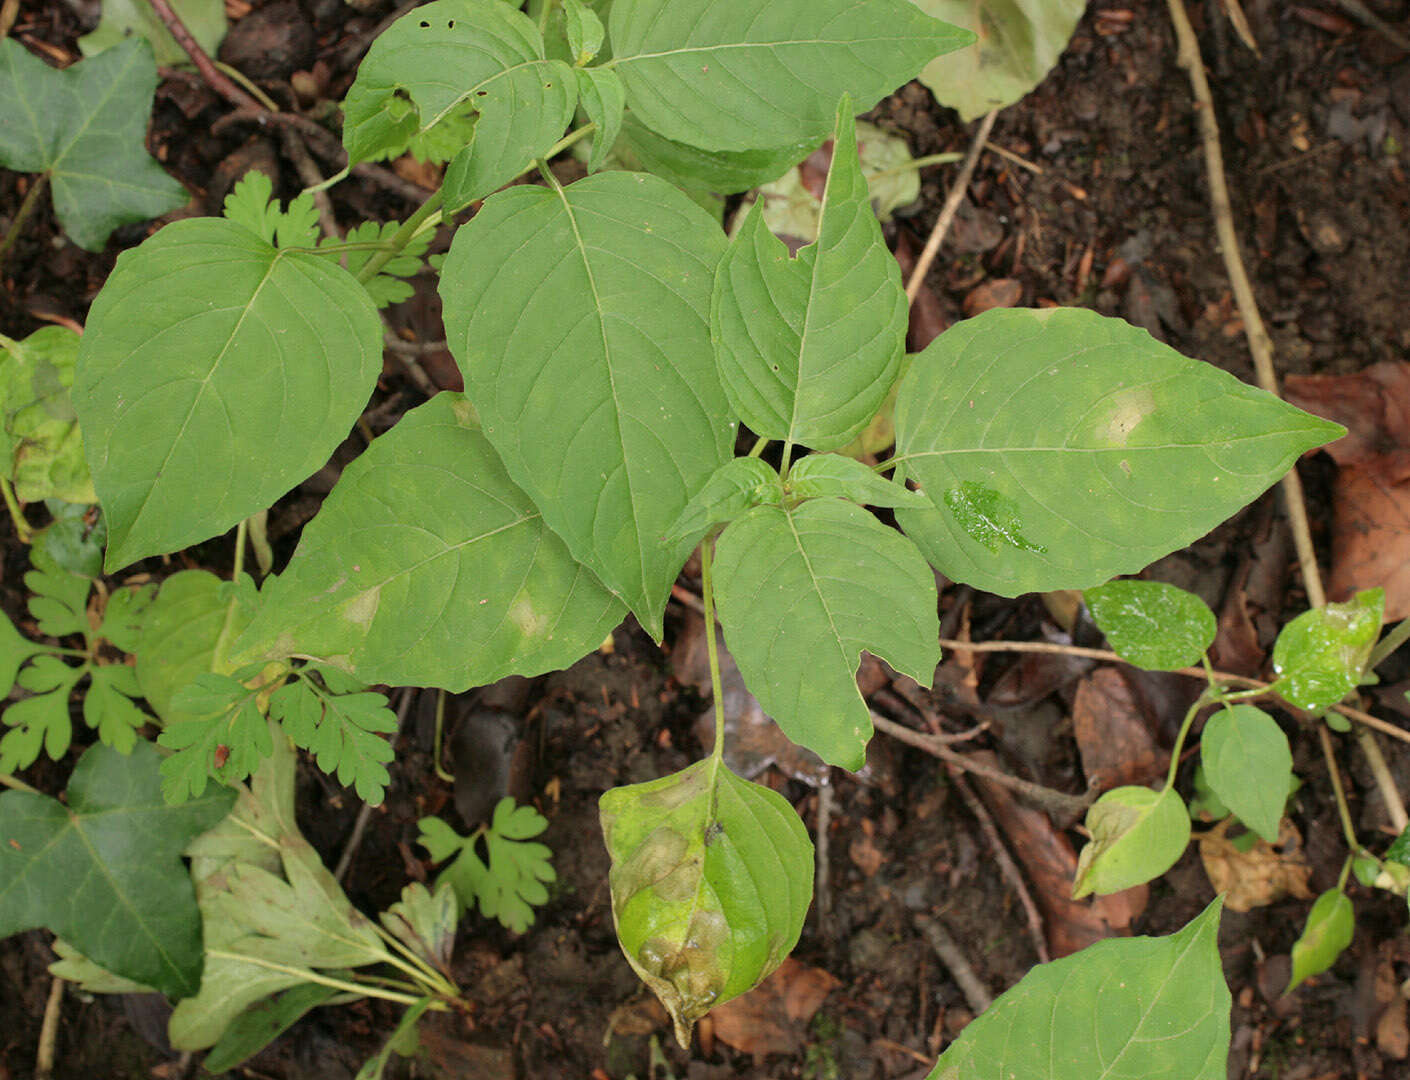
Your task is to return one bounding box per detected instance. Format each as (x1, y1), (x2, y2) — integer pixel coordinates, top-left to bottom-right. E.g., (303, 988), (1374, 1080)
(213, 61), (279, 111)
(546, 122), (596, 160)
(1369, 617), (1410, 671)
(205, 951), (436, 1007)
(780, 441), (795, 477)
(302, 165), (351, 196)
(1336, 852), (1354, 893)
(0, 476), (32, 544)
(0, 171), (49, 276)
(357, 190), (444, 285)
(699, 533), (727, 763)
(538, 0), (556, 34)
(866, 151), (964, 183)
(0, 771), (40, 793)
(1319, 723), (1360, 852)
(370, 923), (458, 997)
(432, 688), (454, 783)
(747, 436), (769, 459)
(1165, 695), (1213, 790)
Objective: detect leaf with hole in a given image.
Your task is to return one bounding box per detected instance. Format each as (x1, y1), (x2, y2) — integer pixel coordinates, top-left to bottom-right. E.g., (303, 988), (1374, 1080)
(1200, 705), (1292, 843)
(1084, 579), (1216, 671)
(893, 309), (1347, 596)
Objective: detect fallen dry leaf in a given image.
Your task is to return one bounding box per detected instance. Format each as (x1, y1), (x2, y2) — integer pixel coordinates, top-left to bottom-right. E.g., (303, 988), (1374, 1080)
(1375, 945), (1410, 1059)
(1197, 817), (1313, 912)
(709, 957), (840, 1061)
(1072, 667), (1169, 791)
(850, 819), (884, 876)
(963, 278), (1022, 317)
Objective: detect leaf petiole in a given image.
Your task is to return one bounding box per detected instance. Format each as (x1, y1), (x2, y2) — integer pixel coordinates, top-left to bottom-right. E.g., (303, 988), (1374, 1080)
(356, 190), (443, 285)
(699, 532), (727, 764)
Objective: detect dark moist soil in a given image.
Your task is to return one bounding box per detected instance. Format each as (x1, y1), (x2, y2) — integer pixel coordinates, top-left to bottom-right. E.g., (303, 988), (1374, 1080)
(4, 0), (1410, 1078)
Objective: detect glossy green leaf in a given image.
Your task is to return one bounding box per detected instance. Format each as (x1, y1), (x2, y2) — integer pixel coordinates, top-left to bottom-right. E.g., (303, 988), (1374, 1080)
(203, 983), (342, 1075)
(1387, 823), (1410, 867)
(0, 37), (186, 250)
(419, 798), (555, 932)
(894, 309), (1347, 596)
(1286, 890), (1353, 993)
(1200, 705), (1291, 843)
(342, 0), (575, 210)
(80, 0), (226, 68)
(787, 454), (928, 510)
(1084, 579), (1216, 671)
(714, 102), (906, 452)
(74, 217), (382, 570)
(600, 759), (813, 1046)
(609, 0), (972, 151)
(909, 0), (1086, 121)
(1073, 784), (1190, 898)
(1271, 589), (1383, 711)
(927, 899), (1229, 1080)
(576, 67), (624, 174)
(617, 115), (817, 195)
(563, 0), (605, 64)
(268, 677), (396, 805)
(441, 173), (731, 638)
(232, 393), (622, 687)
(0, 327), (95, 504)
(0, 740), (234, 997)
(713, 498), (940, 770)
(664, 457), (783, 547)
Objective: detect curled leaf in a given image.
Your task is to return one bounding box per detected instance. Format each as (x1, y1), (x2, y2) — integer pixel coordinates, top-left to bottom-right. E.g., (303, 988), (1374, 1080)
(1073, 784), (1190, 899)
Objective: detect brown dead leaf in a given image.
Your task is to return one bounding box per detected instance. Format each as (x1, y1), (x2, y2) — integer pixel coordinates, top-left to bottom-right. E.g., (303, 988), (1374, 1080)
(710, 957), (840, 1061)
(392, 153), (444, 191)
(1375, 946), (1410, 1059)
(894, 232), (949, 352)
(1284, 363), (1410, 619)
(963, 278), (1022, 317)
(1072, 668), (1169, 791)
(850, 819), (884, 876)
(1197, 817), (1313, 912)
(1210, 582), (1266, 679)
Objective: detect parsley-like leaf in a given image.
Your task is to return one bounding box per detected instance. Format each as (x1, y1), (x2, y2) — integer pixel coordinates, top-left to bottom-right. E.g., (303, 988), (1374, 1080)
(157, 673), (272, 802)
(222, 171), (320, 248)
(269, 674), (397, 805)
(84, 664), (151, 756)
(25, 545), (91, 638)
(320, 220), (430, 308)
(0, 656), (83, 771)
(417, 798), (555, 933)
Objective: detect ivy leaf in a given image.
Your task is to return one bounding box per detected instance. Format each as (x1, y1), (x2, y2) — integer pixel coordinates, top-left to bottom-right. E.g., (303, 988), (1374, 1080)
(419, 797), (555, 933)
(600, 759), (813, 1046)
(893, 309), (1347, 596)
(1200, 705), (1292, 843)
(609, 0), (972, 151)
(0, 656), (84, 772)
(1270, 590), (1384, 711)
(440, 174), (731, 638)
(787, 454), (928, 510)
(342, 0), (575, 210)
(25, 543), (91, 638)
(221, 171), (319, 249)
(74, 217), (382, 570)
(713, 498), (940, 770)
(1084, 579), (1217, 671)
(158, 673), (273, 802)
(231, 394), (622, 690)
(664, 457), (783, 547)
(1286, 890), (1354, 993)
(79, 0), (227, 69)
(926, 899), (1229, 1080)
(714, 100), (906, 452)
(908, 0), (1087, 122)
(320, 220), (431, 308)
(0, 37), (187, 250)
(84, 662), (153, 755)
(576, 68), (624, 174)
(268, 677), (397, 805)
(1073, 785), (1190, 898)
(0, 740), (235, 998)
(0, 327), (96, 505)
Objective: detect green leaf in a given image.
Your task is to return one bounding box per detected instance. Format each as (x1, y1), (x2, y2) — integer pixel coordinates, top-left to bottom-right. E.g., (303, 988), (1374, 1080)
(74, 217), (382, 570)
(231, 393), (622, 688)
(1286, 890), (1354, 993)
(268, 677), (396, 805)
(0, 657), (84, 771)
(908, 0), (1087, 122)
(221, 170), (319, 249)
(1387, 823), (1410, 867)
(354, 998), (433, 1080)
(342, 0), (575, 210)
(617, 115), (817, 195)
(787, 454), (928, 510)
(0, 327), (96, 505)
(1073, 784), (1190, 898)
(0, 740), (234, 997)
(1084, 579), (1217, 671)
(419, 798), (555, 933)
(0, 37), (187, 250)
(97, 583), (154, 654)
(1271, 590), (1384, 711)
(926, 899), (1230, 1080)
(564, 0), (605, 65)
(713, 101), (906, 452)
(600, 759), (813, 1046)
(34, 500), (107, 578)
(664, 457), (783, 547)
(576, 68), (624, 174)
(203, 983), (343, 1075)
(321, 219), (431, 308)
(713, 498), (939, 770)
(49, 939), (157, 995)
(79, 0), (227, 69)
(0, 608), (40, 700)
(1200, 705), (1292, 843)
(893, 309), (1347, 596)
(158, 673), (273, 802)
(440, 173), (731, 638)
(380, 882), (458, 972)
(609, 0), (972, 151)
(25, 537), (91, 638)
(84, 663), (153, 755)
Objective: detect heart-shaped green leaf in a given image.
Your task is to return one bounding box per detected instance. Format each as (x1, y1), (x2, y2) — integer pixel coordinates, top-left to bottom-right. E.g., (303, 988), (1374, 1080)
(74, 218), (382, 570)
(1271, 589), (1383, 711)
(1073, 784), (1190, 898)
(600, 759), (813, 1046)
(1200, 705), (1292, 843)
(1084, 579), (1216, 671)
(894, 309), (1347, 596)
(713, 100), (906, 452)
(233, 393), (623, 687)
(713, 498), (940, 770)
(440, 173), (731, 638)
